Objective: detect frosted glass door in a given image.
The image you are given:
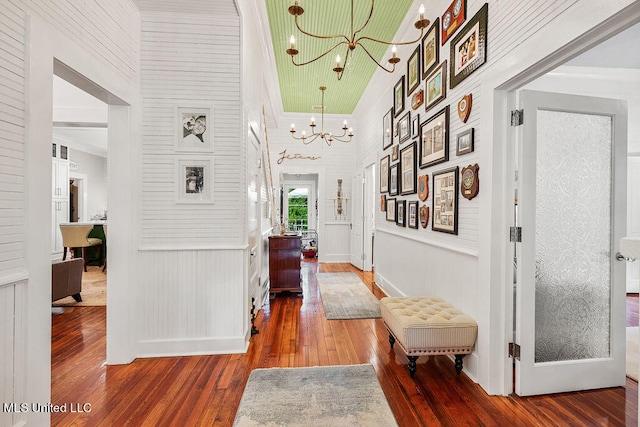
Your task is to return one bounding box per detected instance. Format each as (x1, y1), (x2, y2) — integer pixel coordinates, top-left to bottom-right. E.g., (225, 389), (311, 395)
(515, 90), (627, 396)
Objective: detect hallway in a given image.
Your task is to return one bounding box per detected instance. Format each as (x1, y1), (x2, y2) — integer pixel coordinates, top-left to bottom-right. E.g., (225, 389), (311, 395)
(51, 260), (638, 426)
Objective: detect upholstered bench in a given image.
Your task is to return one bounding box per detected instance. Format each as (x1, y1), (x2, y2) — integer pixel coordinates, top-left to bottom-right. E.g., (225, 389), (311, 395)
(380, 296), (478, 377)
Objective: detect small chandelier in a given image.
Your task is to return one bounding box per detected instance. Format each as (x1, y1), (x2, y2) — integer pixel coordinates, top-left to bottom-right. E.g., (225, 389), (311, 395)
(290, 86), (353, 145)
(286, 0), (430, 80)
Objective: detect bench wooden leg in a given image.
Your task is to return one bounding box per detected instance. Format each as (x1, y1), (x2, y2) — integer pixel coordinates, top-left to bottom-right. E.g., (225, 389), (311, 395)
(455, 354), (465, 374)
(388, 333), (396, 349)
(407, 356), (418, 377)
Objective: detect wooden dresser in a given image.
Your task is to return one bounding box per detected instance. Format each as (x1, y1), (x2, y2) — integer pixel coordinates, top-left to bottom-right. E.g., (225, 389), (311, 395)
(268, 235), (302, 295)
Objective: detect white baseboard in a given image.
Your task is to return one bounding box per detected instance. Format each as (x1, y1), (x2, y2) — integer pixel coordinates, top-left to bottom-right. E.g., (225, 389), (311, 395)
(137, 336), (249, 358)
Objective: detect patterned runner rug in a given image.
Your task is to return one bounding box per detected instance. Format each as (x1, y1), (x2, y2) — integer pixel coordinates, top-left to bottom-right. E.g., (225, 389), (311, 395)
(316, 272), (381, 319)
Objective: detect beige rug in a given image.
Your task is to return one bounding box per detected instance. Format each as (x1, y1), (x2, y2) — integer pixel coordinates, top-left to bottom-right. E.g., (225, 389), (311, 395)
(627, 327), (638, 381)
(52, 266), (106, 307)
(233, 364), (397, 426)
(317, 272), (381, 320)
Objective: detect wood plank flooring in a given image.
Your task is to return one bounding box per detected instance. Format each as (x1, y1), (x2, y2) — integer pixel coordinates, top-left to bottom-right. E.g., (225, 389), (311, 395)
(51, 260), (638, 426)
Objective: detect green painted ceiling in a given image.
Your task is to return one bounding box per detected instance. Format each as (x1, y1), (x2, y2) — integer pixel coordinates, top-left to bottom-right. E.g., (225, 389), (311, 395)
(266, 0), (415, 114)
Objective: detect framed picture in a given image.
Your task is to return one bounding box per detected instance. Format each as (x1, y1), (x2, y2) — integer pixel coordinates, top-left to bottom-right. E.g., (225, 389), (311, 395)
(398, 111), (411, 143)
(175, 104), (214, 152)
(386, 198), (397, 222)
(432, 166), (459, 234)
(392, 145), (399, 162)
(406, 46), (421, 97)
(383, 108), (394, 150)
(419, 105), (450, 169)
(400, 142), (417, 195)
(425, 61), (447, 112)
(380, 195), (387, 211)
(456, 128), (474, 155)
(450, 3), (488, 89)
(389, 163), (399, 196)
(396, 199), (406, 227)
(411, 114), (420, 139)
(422, 19), (440, 80)
(176, 158), (213, 203)
(441, 0), (466, 45)
(408, 201), (419, 229)
(394, 76), (405, 118)
(380, 155), (390, 193)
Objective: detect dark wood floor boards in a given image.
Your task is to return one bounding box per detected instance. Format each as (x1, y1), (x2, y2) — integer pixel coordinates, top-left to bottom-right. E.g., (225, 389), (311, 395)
(51, 260), (638, 426)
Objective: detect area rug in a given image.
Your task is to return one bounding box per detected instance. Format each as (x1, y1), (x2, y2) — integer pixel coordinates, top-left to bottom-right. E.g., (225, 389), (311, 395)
(316, 272), (381, 320)
(52, 266), (106, 307)
(233, 364), (397, 426)
(627, 327), (638, 381)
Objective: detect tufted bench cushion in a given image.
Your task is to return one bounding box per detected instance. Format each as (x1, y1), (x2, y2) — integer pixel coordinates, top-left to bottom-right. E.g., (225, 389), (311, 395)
(380, 296), (477, 377)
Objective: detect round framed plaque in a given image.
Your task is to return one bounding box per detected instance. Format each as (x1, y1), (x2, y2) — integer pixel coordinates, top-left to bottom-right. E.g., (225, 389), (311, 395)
(461, 164), (479, 200)
(458, 93), (472, 123)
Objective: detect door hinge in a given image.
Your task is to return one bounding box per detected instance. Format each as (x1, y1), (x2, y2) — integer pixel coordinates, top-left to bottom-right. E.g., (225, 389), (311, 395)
(510, 226), (522, 243)
(511, 109), (524, 126)
(509, 343), (521, 360)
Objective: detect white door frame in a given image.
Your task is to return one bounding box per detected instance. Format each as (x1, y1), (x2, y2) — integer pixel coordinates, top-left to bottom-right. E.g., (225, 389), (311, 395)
(363, 163), (375, 271)
(479, 3), (640, 396)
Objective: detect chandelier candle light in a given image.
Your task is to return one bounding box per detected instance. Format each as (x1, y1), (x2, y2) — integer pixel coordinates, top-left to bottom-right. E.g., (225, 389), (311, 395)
(290, 86), (354, 145)
(286, 0), (430, 80)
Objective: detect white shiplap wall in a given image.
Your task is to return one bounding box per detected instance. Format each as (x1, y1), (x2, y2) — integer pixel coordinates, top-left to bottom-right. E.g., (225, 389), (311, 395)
(140, 12), (242, 246)
(137, 8), (248, 354)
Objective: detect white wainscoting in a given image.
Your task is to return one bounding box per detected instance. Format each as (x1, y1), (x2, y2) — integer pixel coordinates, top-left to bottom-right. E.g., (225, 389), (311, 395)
(322, 222), (351, 263)
(137, 248), (249, 357)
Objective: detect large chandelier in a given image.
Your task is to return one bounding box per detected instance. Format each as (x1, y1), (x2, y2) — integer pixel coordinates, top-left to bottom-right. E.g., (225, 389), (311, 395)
(290, 86), (353, 145)
(286, 0), (430, 80)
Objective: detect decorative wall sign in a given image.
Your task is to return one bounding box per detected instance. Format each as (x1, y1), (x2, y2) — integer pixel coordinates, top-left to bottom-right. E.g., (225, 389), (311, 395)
(407, 46), (421, 97)
(394, 76), (405, 118)
(383, 108), (394, 149)
(389, 163), (399, 196)
(422, 19), (440, 79)
(277, 149), (321, 164)
(450, 3), (488, 89)
(380, 155), (390, 193)
(456, 128), (474, 156)
(425, 61), (447, 112)
(457, 93), (472, 122)
(400, 142), (417, 196)
(432, 166), (459, 234)
(386, 198), (397, 222)
(398, 111), (411, 143)
(411, 89), (424, 110)
(461, 163), (479, 200)
(441, 0), (466, 45)
(408, 201), (419, 229)
(396, 199), (406, 227)
(419, 205), (430, 228)
(418, 174), (429, 201)
(419, 105), (449, 169)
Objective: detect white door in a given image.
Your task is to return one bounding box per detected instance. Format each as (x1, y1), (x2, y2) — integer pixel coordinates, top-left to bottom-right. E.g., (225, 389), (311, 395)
(362, 164), (375, 271)
(515, 90), (627, 395)
(247, 132), (261, 300)
(350, 173), (364, 270)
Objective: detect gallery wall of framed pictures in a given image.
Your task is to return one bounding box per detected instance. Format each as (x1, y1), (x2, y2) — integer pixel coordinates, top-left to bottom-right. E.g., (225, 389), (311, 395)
(378, 1), (487, 236)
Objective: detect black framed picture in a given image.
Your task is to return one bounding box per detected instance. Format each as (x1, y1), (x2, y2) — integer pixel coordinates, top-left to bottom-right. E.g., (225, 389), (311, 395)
(411, 114), (420, 139)
(425, 61), (447, 113)
(432, 166), (459, 234)
(450, 3), (488, 89)
(380, 155), (390, 193)
(394, 76), (405, 118)
(408, 201), (419, 229)
(389, 163), (399, 196)
(422, 19), (440, 80)
(383, 108), (394, 150)
(398, 111), (411, 144)
(396, 199), (406, 227)
(419, 105), (450, 169)
(407, 46), (421, 97)
(456, 128), (474, 155)
(386, 198), (397, 222)
(400, 142), (417, 196)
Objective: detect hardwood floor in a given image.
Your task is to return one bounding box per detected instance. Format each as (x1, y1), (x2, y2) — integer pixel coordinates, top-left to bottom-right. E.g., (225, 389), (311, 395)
(52, 260), (638, 426)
